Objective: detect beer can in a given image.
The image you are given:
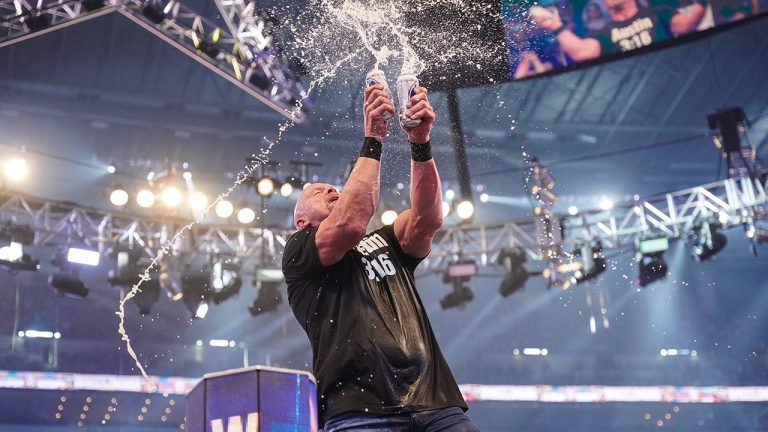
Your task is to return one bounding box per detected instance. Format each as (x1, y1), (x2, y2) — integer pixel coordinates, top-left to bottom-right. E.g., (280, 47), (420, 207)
(396, 74), (422, 128)
(365, 68), (393, 120)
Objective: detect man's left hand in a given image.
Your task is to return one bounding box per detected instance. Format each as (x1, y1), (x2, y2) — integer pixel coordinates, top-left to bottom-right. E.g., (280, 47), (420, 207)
(402, 87), (435, 144)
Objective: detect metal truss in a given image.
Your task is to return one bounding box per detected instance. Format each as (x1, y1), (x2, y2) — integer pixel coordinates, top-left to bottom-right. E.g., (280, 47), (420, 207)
(0, 0), (306, 122)
(422, 175), (768, 271)
(0, 191), (294, 267)
(1, 175), (765, 274)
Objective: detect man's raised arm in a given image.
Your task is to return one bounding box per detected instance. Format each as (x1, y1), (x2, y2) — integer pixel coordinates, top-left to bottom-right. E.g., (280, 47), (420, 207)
(394, 87), (443, 258)
(313, 84), (394, 266)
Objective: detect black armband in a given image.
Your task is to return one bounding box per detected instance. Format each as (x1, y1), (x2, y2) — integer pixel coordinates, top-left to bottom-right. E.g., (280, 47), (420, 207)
(410, 141), (433, 162)
(359, 137), (382, 161)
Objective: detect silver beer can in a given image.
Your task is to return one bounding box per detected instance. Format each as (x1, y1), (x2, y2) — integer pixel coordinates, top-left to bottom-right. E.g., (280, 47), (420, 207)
(396, 74), (422, 128)
(365, 68), (393, 120)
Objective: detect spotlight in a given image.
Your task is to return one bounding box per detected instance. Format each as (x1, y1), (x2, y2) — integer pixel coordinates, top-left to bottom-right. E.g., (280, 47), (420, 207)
(109, 185), (129, 207)
(690, 221), (727, 262)
(598, 197), (614, 211)
(0, 222), (35, 245)
(133, 278), (160, 315)
(497, 247), (529, 297)
(279, 182), (293, 197)
(210, 259), (242, 304)
(49, 270), (89, 298)
(479, 193), (489, 203)
(571, 240), (606, 284)
(160, 186), (182, 207)
(380, 210), (398, 225)
(456, 200), (474, 220)
(141, 2), (166, 24)
(107, 248), (146, 287)
(181, 271), (210, 319)
(237, 206), (256, 224)
(445, 189), (455, 200)
(441, 201), (450, 217)
(136, 189), (155, 208)
(23, 13), (50, 31)
(81, 0), (106, 12)
(0, 242), (39, 272)
(568, 205), (579, 216)
(636, 252), (668, 287)
(188, 191), (209, 211)
(249, 281), (283, 316)
(67, 247), (100, 267)
(440, 278), (474, 310)
(215, 200), (234, 218)
(256, 176), (276, 197)
(4, 157), (28, 182)
(246, 65), (273, 92)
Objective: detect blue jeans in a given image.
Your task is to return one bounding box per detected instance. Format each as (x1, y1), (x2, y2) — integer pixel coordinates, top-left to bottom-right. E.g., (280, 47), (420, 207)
(323, 406), (481, 432)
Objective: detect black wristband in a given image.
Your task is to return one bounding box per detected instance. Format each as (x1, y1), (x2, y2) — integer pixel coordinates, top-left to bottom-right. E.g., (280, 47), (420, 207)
(410, 141), (432, 162)
(359, 137), (382, 161)
(553, 25), (566, 35)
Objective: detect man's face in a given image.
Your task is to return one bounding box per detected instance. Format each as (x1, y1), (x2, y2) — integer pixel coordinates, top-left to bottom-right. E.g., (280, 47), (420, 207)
(294, 183), (341, 229)
(604, 0), (638, 21)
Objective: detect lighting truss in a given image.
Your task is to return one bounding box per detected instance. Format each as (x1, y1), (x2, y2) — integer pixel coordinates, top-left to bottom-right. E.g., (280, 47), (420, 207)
(422, 175), (767, 271)
(0, 0), (306, 122)
(0, 191), (293, 267)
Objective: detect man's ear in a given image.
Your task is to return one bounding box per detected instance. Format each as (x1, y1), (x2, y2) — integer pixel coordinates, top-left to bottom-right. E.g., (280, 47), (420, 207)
(296, 218), (308, 230)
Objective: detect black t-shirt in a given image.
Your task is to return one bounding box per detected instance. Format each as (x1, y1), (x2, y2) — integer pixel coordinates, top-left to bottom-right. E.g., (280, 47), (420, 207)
(591, 6), (676, 54)
(282, 224), (467, 427)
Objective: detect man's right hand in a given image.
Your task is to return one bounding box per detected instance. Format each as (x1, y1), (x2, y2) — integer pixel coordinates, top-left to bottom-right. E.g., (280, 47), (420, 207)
(364, 84), (395, 142)
(530, 6), (563, 31)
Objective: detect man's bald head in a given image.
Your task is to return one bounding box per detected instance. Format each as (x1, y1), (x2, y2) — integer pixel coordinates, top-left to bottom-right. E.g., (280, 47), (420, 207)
(293, 183), (340, 230)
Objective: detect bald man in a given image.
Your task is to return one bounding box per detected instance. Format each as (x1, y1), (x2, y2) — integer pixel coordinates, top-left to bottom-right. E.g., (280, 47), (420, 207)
(282, 82), (477, 431)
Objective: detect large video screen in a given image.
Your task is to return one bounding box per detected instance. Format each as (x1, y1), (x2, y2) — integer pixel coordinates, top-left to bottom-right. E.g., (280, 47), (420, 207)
(502, 0), (768, 80)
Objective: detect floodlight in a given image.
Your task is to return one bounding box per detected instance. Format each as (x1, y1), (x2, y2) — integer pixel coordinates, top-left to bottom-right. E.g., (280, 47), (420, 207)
(188, 191), (209, 211)
(136, 189), (155, 208)
(215, 200), (234, 218)
(0, 242), (39, 272)
(636, 252), (667, 287)
(49, 270), (89, 298)
(439, 278), (474, 310)
(109, 185), (129, 207)
(81, 0), (106, 12)
(4, 157), (28, 182)
(445, 189), (455, 200)
(0, 222), (35, 245)
(133, 278), (160, 315)
(456, 200), (474, 220)
(246, 65), (272, 91)
(442, 201), (450, 217)
(23, 13), (50, 31)
(479, 193), (489, 203)
(598, 197), (614, 211)
(67, 247), (100, 267)
(279, 182), (293, 197)
(141, 2), (166, 24)
(161, 186), (182, 207)
(380, 210), (398, 225)
(237, 207), (256, 224)
(571, 241), (606, 284)
(181, 272), (210, 319)
(568, 206), (579, 215)
(106, 164), (116, 174)
(257, 176), (276, 197)
(249, 280), (283, 316)
(690, 221), (727, 262)
(497, 247), (529, 297)
(210, 259), (242, 304)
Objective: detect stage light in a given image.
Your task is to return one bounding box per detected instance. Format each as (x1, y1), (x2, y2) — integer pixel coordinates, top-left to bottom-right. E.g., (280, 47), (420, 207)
(249, 281), (283, 316)
(236, 206), (256, 224)
(543, 267), (572, 290)
(479, 193), (489, 203)
(598, 197), (614, 211)
(160, 186), (182, 207)
(136, 189), (155, 208)
(142, 1), (166, 24)
(4, 157), (28, 182)
(690, 221), (727, 262)
(445, 189), (455, 200)
(0, 242), (39, 272)
(109, 185), (129, 207)
(246, 65), (273, 92)
(380, 210), (398, 225)
(568, 205), (579, 215)
(497, 247), (529, 297)
(439, 280), (474, 310)
(215, 200), (234, 218)
(0, 222), (35, 245)
(210, 259), (242, 304)
(181, 272), (210, 319)
(106, 164), (116, 174)
(636, 234), (669, 255)
(279, 182), (293, 197)
(23, 13), (50, 31)
(571, 241), (606, 284)
(133, 278), (160, 315)
(442, 201), (450, 217)
(182, 171), (192, 181)
(456, 200), (474, 220)
(636, 252), (668, 287)
(49, 270), (89, 298)
(67, 247), (100, 267)
(257, 176), (276, 197)
(81, 0), (106, 12)
(188, 191), (208, 211)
